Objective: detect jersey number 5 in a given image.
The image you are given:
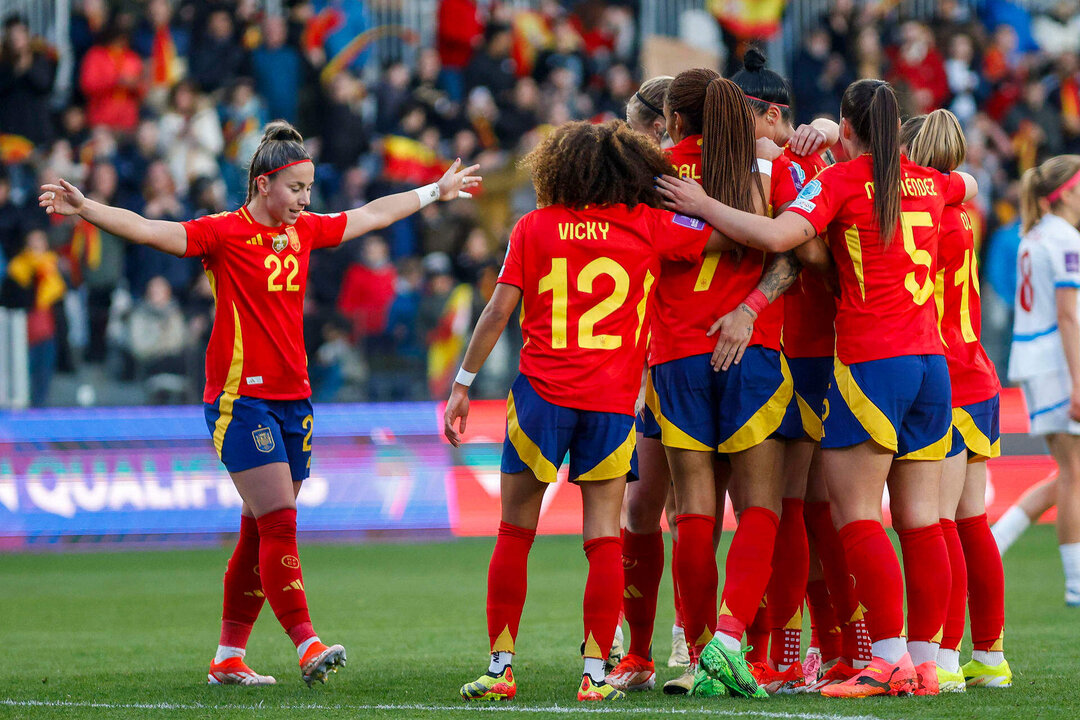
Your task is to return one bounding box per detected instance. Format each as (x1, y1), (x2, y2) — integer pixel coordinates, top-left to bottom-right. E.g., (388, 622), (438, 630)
(902, 211), (935, 305)
(538, 257), (654, 350)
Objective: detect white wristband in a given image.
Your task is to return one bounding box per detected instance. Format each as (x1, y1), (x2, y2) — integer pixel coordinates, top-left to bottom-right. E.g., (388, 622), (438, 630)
(415, 183), (440, 208)
(756, 158), (773, 176)
(455, 367), (477, 387)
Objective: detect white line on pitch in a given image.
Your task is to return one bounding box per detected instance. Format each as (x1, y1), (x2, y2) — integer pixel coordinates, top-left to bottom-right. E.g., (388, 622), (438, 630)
(0, 698), (888, 720)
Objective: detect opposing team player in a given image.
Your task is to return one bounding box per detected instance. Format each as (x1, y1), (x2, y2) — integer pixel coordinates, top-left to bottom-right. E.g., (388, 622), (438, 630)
(1008, 154), (1080, 608)
(657, 78), (977, 698)
(902, 109), (1011, 690)
(444, 120), (728, 703)
(39, 121), (480, 686)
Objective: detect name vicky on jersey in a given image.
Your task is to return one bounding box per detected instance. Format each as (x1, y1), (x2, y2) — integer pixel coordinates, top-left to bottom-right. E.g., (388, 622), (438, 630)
(558, 222), (611, 241)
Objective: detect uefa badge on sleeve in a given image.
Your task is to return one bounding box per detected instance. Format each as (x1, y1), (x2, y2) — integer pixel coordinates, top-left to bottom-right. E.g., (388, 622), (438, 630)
(252, 426), (276, 453)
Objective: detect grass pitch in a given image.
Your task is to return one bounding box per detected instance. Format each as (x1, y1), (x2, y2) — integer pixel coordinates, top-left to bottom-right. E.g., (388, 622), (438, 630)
(0, 524), (1074, 719)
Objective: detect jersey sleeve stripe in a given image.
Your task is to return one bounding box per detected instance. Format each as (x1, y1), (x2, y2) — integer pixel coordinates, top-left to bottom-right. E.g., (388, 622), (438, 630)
(1012, 325), (1058, 342)
(1054, 280), (1080, 288)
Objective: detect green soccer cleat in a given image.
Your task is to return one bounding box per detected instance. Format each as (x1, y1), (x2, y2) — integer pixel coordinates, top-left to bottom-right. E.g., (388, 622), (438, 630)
(699, 638), (768, 698)
(962, 658), (1012, 688)
(690, 667), (729, 697)
(937, 666), (967, 693)
(461, 667), (516, 701)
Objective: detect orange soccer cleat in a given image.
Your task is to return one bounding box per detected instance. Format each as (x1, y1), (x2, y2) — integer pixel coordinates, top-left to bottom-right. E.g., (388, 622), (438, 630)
(605, 653), (656, 692)
(300, 640), (347, 686)
(207, 656), (277, 686)
(805, 660), (857, 693)
(820, 654), (917, 698)
(913, 661), (940, 696)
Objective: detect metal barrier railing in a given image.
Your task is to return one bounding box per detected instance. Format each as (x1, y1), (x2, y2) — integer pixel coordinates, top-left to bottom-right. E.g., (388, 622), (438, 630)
(0, 308), (30, 409)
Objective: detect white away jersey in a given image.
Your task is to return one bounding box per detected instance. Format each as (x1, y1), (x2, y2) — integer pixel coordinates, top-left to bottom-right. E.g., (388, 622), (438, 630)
(1009, 213), (1080, 381)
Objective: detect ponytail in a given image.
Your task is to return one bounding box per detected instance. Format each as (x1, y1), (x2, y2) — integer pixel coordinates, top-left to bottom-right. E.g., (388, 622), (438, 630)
(842, 79), (900, 245)
(904, 109), (966, 174)
(245, 120), (310, 203)
(700, 76), (761, 214)
(1020, 155), (1080, 234)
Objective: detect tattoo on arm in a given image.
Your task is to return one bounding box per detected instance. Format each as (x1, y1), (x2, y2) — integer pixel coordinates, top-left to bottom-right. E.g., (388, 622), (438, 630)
(759, 251), (801, 302)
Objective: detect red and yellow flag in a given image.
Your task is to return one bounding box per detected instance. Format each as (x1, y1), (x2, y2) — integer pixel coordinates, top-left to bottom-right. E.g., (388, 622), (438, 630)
(427, 284), (474, 398)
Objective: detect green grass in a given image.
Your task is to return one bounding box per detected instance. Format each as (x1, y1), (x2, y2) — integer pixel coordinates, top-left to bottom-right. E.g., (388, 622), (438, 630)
(0, 525), (1075, 719)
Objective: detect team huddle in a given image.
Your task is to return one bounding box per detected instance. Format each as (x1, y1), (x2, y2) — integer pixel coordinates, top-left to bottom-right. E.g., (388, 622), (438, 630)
(34, 43), (1080, 702)
(445, 50), (1040, 702)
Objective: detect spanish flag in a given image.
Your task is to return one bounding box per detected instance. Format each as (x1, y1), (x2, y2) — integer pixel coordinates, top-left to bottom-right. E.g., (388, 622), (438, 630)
(150, 26), (183, 87)
(0, 134), (33, 164)
(7, 249), (66, 310)
(709, 0), (785, 39)
(511, 10), (553, 78)
(427, 283), (474, 397)
(67, 218), (102, 287)
(382, 135), (446, 185)
(1062, 75), (1080, 135)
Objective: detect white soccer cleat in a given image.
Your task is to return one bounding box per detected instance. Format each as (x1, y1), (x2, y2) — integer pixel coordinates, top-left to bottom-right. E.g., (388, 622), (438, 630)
(668, 625), (690, 667)
(208, 656), (277, 686)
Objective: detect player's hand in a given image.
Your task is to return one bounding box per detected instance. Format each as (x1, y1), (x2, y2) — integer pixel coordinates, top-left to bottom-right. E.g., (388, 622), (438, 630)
(789, 124), (828, 156)
(656, 174), (708, 217)
(1070, 388), (1080, 423)
(38, 179), (85, 216)
(444, 383), (471, 447)
(755, 136), (783, 161)
(707, 304), (756, 372)
(437, 158), (482, 201)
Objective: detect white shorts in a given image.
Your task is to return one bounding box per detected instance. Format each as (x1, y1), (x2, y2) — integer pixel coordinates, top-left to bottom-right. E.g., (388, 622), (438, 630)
(1021, 368), (1080, 436)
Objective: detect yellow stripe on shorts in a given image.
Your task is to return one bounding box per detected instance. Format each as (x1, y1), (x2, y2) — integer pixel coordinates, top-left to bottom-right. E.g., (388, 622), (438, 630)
(832, 356), (898, 452)
(577, 424), (637, 482)
(506, 389), (559, 483)
(717, 353), (795, 454)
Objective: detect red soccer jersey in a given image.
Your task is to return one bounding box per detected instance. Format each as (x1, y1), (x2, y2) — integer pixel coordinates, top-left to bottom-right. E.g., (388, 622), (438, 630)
(936, 203), (1001, 405)
(650, 135), (776, 365)
(781, 146), (836, 358)
(753, 154), (802, 350)
(786, 154), (966, 364)
(183, 206), (347, 403)
(498, 203), (709, 415)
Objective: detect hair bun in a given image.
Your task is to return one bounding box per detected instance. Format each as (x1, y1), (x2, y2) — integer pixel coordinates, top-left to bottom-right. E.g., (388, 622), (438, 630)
(262, 120), (304, 144)
(743, 47), (767, 72)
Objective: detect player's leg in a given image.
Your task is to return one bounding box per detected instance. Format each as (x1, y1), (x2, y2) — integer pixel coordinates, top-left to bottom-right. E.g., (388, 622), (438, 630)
(664, 486), (689, 667)
(1045, 433), (1080, 606)
(993, 474), (1058, 553)
(957, 459), (1012, 688)
(936, 447), (969, 692)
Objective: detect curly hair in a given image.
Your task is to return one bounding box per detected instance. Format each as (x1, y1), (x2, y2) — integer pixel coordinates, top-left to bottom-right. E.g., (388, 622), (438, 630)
(521, 120), (672, 209)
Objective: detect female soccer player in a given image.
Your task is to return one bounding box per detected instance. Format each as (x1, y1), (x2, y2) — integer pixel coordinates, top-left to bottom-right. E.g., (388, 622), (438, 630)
(902, 109), (1011, 691)
(657, 78), (977, 698)
(729, 47), (862, 693)
(39, 121), (480, 686)
(646, 68), (804, 700)
(1008, 153), (1080, 609)
(444, 119), (727, 703)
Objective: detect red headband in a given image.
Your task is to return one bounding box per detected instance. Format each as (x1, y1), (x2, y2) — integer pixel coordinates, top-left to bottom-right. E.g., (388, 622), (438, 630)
(744, 94), (789, 109)
(1048, 168), (1080, 203)
(260, 159), (313, 177)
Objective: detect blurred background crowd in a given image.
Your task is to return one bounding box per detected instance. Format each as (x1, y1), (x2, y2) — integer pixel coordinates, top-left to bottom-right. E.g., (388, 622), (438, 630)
(0, 0), (1076, 407)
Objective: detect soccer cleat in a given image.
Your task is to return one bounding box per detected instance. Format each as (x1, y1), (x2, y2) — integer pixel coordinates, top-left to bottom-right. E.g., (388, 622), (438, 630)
(913, 661), (939, 696)
(461, 667), (516, 701)
(690, 667), (729, 697)
(962, 658), (1013, 688)
(207, 656), (277, 686)
(608, 624), (626, 669)
(819, 653), (917, 698)
(803, 647), (822, 685)
(605, 653), (656, 692)
(663, 664), (696, 695)
(937, 666), (967, 693)
(577, 674), (625, 701)
(668, 625), (690, 667)
(765, 662), (807, 694)
(805, 660), (856, 693)
(699, 638), (768, 698)
(299, 641), (346, 686)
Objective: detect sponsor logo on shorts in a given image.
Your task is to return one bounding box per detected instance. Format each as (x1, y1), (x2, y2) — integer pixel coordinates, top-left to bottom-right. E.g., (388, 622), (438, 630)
(252, 426), (275, 453)
(282, 555), (300, 569)
(1066, 251), (1079, 272)
(246, 376), (263, 385)
(673, 213), (706, 230)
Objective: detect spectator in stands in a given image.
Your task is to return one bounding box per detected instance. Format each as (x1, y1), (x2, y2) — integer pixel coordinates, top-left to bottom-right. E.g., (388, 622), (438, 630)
(251, 15), (302, 124)
(454, 226), (496, 285)
(793, 27), (848, 122)
(494, 77), (540, 150)
(218, 77), (266, 204)
(114, 118), (163, 210)
(78, 161), (125, 363)
(78, 13), (144, 132)
(888, 21), (949, 114)
(386, 256), (425, 362)
(374, 62), (413, 134)
(188, 9), (246, 95)
(413, 48), (457, 134)
(2, 229), (65, 406)
(417, 251), (455, 348)
(0, 16), (57, 148)
(465, 23), (516, 106)
(1005, 79), (1065, 168)
(127, 160), (194, 298)
(338, 236), (397, 342)
(128, 275), (188, 403)
(944, 33), (983, 124)
(0, 167), (28, 261)
(69, 0), (108, 73)
(158, 80), (224, 195)
(132, 0), (190, 107)
(436, 0), (482, 103)
(321, 71), (370, 172)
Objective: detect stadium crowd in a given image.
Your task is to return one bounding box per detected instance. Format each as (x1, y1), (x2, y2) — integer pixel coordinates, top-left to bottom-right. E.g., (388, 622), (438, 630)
(1, 0), (1079, 406)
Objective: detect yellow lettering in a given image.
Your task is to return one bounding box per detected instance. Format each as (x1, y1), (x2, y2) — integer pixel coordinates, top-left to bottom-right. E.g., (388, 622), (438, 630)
(865, 181), (875, 200)
(598, 223), (609, 240)
(558, 223), (570, 241)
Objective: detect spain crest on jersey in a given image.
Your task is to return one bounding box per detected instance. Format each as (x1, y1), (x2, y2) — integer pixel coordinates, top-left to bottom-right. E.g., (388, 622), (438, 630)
(252, 426), (275, 453)
(286, 225), (301, 252)
(271, 233), (288, 253)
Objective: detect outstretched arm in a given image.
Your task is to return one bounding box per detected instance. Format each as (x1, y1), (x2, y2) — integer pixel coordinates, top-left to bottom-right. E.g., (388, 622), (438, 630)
(444, 282), (523, 446)
(342, 159), (482, 243)
(657, 174), (817, 252)
(39, 179), (188, 256)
